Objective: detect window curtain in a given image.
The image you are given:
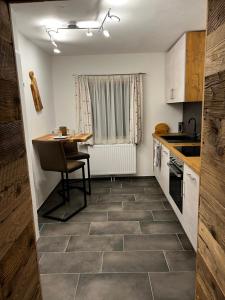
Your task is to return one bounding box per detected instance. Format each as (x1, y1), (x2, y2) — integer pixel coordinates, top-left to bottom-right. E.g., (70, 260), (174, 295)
(75, 75), (93, 144)
(75, 74), (143, 145)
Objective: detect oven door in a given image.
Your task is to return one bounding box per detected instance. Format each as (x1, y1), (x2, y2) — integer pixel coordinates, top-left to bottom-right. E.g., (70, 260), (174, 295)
(168, 162), (183, 213)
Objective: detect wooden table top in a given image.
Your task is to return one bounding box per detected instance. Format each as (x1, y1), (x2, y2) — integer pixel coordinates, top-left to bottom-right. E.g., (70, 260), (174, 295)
(32, 133), (93, 143)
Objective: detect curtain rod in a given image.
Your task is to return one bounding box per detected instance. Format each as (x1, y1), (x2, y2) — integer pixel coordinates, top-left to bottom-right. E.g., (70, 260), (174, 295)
(72, 73), (146, 77)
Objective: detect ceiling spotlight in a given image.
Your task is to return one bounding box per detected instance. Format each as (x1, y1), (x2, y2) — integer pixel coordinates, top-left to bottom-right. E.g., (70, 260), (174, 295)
(86, 29), (93, 37)
(103, 29), (110, 38)
(54, 48), (61, 54)
(51, 40), (57, 47)
(109, 14), (120, 22)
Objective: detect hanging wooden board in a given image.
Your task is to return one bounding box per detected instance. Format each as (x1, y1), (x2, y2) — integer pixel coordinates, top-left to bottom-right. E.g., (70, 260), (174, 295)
(29, 71), (43, 112)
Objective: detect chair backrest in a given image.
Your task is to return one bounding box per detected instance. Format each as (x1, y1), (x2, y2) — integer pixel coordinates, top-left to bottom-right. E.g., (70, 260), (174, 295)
(63, 141), (78, 156)
(34, 140), (67, 172)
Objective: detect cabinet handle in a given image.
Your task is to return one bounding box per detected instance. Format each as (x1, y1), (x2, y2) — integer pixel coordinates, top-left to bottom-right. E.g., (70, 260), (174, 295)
(170, 88), (175, 100)
(187, 173), (196, 182)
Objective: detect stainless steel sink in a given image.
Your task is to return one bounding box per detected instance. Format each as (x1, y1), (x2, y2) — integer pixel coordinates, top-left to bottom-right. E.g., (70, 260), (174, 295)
(160, 135), (200, 143)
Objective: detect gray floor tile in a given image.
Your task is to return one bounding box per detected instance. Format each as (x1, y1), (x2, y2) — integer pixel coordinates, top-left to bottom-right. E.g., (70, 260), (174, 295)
(75, 273), (153, 300)
(39, 251), (102, 274)
(41, 274), (79, 300)
(84, 203), (122, 212)
(165, 251), (196, 271)
(152, 210), (178, 221)
(122, 178), (158, 187)
(40, 223), (90, 236)
(37, 236), (70, 252)
(140, 221), (184, 234)
(144, 186), (164, 195)
(38, 216), (59, 224)
(97, 194), (135, 203)
(123, 201), (165, 211)
(150, 272), (195, 300)
(91, 187), (111, 194)
(91, 180), (122, 188)
(108, 211), (153, 221)
(68, 212), (108, 222)
(111, 187), (145, 194)
(178, 234), (194, 250)
(134, 193), (166, 202)
(102, 251), (168, 272)
(67, 235), (123, 251)
(124, 234), (182, 250)
(90, 221), (141, 235)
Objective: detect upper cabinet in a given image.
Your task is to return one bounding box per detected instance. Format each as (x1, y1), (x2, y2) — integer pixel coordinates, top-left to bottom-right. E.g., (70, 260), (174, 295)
(166, 31), (206, 103)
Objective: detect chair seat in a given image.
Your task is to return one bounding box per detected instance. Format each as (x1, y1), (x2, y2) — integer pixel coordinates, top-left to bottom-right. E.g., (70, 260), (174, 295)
(66, 151), (90, 160)
(67, 160), (85, 172)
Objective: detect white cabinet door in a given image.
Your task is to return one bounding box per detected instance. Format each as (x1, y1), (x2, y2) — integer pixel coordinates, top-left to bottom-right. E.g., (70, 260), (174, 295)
(166, 33), (186, 103)
(183, 164), (200, 250)
(165, 47), (174, 102)
(160, 145), (170, 197)
(173, 34), (186, 102)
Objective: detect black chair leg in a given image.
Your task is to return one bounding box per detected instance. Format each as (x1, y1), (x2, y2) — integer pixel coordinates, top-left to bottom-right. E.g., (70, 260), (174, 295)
(43, 168), (87, 223)
(87, 158), (91, 195)
(61, 172), (66, 203)
(82, 165), (87, 207)
(65, 172), (70, 201)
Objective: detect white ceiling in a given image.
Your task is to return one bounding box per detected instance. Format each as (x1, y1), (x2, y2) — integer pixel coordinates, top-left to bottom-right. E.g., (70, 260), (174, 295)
(11, 0), (207, 56)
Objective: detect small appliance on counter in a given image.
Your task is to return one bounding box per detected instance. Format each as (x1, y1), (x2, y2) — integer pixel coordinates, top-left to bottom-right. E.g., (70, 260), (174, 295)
(178, 122), (184, 133)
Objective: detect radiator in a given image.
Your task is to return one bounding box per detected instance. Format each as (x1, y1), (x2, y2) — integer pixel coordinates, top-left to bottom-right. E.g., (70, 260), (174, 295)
(88, 144), (136, 175)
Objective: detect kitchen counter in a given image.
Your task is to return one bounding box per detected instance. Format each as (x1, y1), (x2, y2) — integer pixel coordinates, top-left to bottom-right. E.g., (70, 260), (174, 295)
(153, 133), (201, 175)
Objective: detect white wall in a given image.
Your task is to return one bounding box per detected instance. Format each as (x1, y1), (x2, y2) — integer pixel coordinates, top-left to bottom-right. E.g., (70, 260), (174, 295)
(13, 29), (60, 209)
(52, 53), (182, 176)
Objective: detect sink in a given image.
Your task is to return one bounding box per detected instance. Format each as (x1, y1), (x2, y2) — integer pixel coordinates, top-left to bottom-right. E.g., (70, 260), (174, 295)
(160, 135), (200, 143)
(175, 146), (201, 157)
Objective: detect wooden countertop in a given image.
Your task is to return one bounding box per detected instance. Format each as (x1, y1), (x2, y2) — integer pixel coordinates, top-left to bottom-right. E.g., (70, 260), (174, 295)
(153, 133), (201, 175)
(33, 133), (93, 143)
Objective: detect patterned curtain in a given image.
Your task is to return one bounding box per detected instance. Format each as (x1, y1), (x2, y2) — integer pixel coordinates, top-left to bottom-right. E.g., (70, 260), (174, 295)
(130, 74), (144, 144)
(75, 75), (93, 144)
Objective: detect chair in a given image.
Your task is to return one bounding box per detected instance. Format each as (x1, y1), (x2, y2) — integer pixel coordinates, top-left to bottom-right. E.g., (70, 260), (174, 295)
(64, 141), (91, 195)
(35, 140), (87, 222)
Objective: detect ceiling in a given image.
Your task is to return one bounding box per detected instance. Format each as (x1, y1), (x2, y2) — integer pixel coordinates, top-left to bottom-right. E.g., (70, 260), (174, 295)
(11, 0), (207, 56)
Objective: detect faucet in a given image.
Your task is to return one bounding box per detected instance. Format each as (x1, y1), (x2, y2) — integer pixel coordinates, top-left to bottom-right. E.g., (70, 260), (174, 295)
(188, 118), (198, 139)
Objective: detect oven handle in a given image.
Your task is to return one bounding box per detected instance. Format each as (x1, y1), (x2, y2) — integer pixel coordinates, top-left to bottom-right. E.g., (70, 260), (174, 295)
(167, 162), (183, 178)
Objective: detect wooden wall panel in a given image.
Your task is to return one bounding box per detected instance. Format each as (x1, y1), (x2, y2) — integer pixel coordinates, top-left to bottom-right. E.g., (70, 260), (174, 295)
(196, 0), (225, 299)
(0, 0), (42, 299)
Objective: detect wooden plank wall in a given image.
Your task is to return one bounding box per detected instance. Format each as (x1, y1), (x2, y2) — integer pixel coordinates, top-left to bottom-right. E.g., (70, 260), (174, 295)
(196, 0), (225, 299)
(0, 0), (42, 299)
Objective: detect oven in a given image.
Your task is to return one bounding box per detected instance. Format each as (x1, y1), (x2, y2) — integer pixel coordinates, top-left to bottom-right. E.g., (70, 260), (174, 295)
(167, 154), (183, 213)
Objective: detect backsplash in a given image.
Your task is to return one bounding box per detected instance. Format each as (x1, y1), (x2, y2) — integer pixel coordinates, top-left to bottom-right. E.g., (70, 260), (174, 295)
(183, 102), (202, 136)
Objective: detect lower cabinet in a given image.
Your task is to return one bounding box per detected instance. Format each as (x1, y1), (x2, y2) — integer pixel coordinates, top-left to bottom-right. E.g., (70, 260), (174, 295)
(160, 145), (170, 197)
(153, 138), (200, 251)
(182, 164), (200, 250)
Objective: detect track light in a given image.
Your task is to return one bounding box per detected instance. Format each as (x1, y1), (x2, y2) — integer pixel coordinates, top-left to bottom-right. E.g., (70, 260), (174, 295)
(51, 40), (57, 47)
(54, 48), (61, 54)
(103, 29), (110, 38)
(109, 15), (120, 22)
(109, 14), (120, 22)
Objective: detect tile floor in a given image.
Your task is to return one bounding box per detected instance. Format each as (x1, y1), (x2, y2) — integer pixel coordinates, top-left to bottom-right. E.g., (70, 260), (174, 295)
(38, 177), (196, 300)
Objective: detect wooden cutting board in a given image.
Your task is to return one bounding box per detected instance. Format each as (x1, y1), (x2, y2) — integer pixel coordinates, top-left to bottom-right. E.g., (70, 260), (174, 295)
(154, 123), (170, 134)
